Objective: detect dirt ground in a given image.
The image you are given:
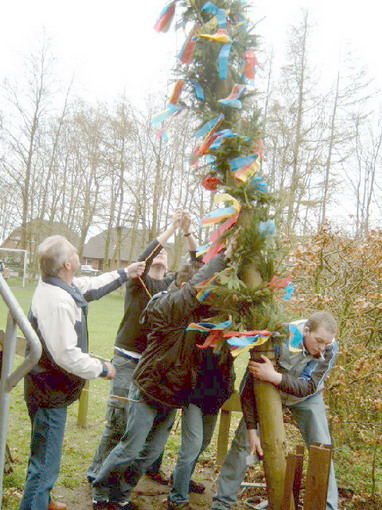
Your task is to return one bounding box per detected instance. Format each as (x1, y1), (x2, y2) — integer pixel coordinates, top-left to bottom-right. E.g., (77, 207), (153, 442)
(48, 462), (382, 510)
(53, 464), (238, 510)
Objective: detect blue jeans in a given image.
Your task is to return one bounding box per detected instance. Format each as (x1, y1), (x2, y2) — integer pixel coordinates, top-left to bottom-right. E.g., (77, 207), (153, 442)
(92, 383), (176, 504)
(19, 405), (67, 510)
(87, 355), (137, 481)
(168, 404), (218, 505)
(212, 393), (338, 510)
(87, 355), (164, 481)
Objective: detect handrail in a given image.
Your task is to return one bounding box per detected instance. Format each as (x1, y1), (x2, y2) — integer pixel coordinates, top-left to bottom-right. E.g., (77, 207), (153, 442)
(0, 274), (41, 509)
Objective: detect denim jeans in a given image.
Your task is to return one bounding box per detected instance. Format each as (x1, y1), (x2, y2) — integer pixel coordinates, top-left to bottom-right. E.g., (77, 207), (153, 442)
(87, 355), (137, 481)
(92, 383), (176, 504)
(87, 355), (164, 481)
(168, 404), (218, 505)
(19, 405), (67, 510)
(212, 393), (338, 510)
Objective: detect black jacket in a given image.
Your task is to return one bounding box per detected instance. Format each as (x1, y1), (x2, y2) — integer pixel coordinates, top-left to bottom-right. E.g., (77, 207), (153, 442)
(133, 253), (235, 413)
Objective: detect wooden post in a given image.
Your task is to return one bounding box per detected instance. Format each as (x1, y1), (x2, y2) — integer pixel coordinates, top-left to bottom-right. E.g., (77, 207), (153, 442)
(303, 444), (332, 510)
(237, 207), (289, 510)
(251, 344), (289, 510)
(281, 448), (304, 510)
(77, 380), (90, 428)
(216, 391), (242, 464)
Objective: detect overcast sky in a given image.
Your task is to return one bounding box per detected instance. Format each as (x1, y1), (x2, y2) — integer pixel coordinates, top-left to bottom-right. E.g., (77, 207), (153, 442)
(0, 0), (380, 106)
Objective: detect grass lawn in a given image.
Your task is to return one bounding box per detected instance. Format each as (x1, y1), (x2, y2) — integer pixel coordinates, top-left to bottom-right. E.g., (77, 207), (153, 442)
(0, 280), (247, 510)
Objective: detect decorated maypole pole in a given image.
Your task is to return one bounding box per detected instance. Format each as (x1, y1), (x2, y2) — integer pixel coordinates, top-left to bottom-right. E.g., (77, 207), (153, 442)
(152, 1), (294, 508)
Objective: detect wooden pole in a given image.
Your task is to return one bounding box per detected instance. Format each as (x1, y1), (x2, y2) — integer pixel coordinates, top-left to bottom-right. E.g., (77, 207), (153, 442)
(238, 207), (290, 510)
(251, 345), (291, 510)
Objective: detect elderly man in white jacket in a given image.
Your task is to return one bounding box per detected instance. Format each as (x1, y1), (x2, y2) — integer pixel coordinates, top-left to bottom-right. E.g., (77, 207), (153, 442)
(19, 235), (145, 510)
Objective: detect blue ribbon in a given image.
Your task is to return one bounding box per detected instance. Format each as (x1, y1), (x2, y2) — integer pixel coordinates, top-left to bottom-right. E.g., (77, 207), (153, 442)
(219, 43), (232, 80)
(188, 81), (205, 100)
(230, 154), (259, 171)
(201, 1), (218, 16)
(195, 114), (224, 139)
(217, 8), (227, 29)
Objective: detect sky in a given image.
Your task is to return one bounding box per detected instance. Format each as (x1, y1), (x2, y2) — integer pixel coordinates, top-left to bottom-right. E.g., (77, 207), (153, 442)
(0, 0), (381, 106)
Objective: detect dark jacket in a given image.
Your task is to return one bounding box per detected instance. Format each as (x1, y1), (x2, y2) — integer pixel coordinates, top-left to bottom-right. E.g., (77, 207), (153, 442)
(114, 239), (197, 354)
(133, 253), (235, 413)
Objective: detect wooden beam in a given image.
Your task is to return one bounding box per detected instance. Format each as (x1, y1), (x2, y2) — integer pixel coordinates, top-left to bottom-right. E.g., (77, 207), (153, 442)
(303, 444), (332, 510)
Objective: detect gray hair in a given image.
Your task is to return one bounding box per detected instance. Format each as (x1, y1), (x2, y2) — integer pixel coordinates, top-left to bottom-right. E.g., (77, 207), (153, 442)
(305, 311), (338, 335)
(38, 235), (73, 278)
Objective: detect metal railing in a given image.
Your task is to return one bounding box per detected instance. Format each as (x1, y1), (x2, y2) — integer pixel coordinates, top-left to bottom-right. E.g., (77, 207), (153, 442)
(0, 274), (41, 509)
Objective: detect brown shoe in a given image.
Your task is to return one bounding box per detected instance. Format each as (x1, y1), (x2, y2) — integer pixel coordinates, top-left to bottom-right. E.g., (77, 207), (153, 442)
(146, 469), (170, 485)
(48, 502), (68, 510)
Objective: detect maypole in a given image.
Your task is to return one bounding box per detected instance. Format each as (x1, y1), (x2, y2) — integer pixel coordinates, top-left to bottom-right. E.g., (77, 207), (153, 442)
(152, 2), (294, 508)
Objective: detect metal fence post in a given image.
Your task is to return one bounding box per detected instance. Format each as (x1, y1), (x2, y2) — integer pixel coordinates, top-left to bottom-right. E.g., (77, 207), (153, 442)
(0, 275), (41, 510)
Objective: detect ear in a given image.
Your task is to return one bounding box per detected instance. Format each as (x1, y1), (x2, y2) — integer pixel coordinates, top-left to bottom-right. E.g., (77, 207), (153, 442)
(303, 326), (310, 335)
(180, 281), (187, 289)
(63, 259), (71, 270)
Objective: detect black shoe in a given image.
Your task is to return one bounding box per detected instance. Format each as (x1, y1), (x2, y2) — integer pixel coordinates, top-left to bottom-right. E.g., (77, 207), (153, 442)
(146, 469), (170, 485)
(92, 501), (111, 509)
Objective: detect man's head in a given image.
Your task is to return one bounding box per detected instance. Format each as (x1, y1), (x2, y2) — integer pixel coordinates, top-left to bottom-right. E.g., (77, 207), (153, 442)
(303, 311), (338, 358)
(176, 261), (204, 288)
(38, 235), (80, 279)
(151, 249), (169, 272)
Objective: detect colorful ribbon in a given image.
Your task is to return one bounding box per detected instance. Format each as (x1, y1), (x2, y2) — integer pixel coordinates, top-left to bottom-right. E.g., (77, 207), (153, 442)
(243, 50), (258, 85)
(226, 330), (272, 357)
(178, 24), (200, 65)
(169, 79), (186, 105)
(230, 154), (259, 172)
(201, 1), (218, 16)
(199, 29), (232, 44)
(187, 318), (232, 349)
(200, 193), (241, 228)
(283, 282), (294, 301)
(195, 114), (225, 139)
(218, 84), (246, 109)
(267, 275), (292, 289)
(151, 104), (182, 127)
(249, 176), (268, 194)
(218, 43), (232, 79)
(154, 1), (177, 33)
(209, 129), (240, 150)
(188, 80), (205, 100)
(234, 159), (261, 182)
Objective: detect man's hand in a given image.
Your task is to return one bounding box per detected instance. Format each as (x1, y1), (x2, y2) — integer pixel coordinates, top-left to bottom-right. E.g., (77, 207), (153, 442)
(180, 211), (192, 234)
(248, 428), (263, 458)
(172, 208), (184, 229)
(248, 355), (282, 385)
(126, 261), (146, 278)
(103, 361), (116, 380)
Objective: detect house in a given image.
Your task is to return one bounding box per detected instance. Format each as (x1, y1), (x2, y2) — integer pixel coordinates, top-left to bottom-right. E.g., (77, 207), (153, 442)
(82, 227), (179, 272)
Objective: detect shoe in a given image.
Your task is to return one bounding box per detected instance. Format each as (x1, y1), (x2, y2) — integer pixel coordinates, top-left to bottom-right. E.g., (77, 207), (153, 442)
(167, 502), (192, 510)
(116, 501), (138, 509)
(92, 501), (111, 510)
(169, 474), (205, 494)
(189, 479), (205, 494)
(48, 502), (68, 510)
(146, 469), (170, 485)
